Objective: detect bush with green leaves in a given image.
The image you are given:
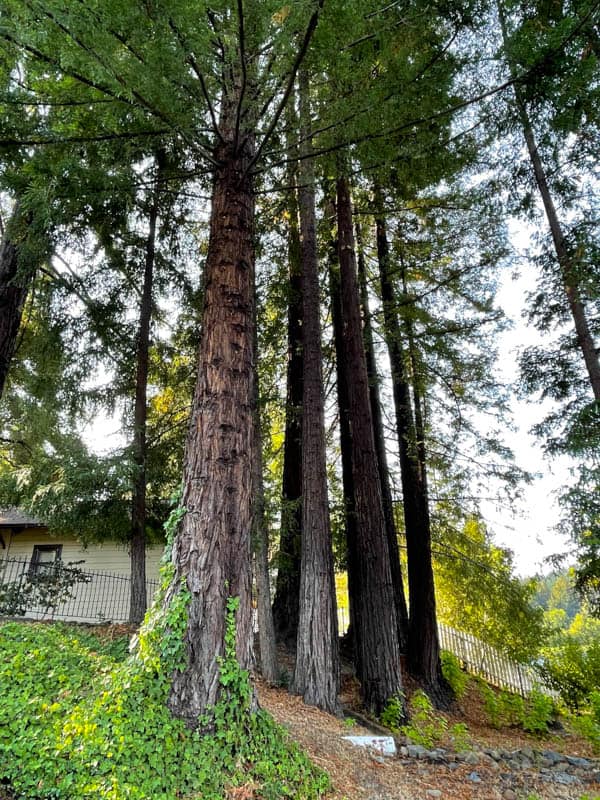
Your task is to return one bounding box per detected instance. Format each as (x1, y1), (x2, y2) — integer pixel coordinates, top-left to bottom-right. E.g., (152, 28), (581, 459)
(0, 560), (90, 617)
(400, 690), (448, 749)
(522, 688), (556, 734)
(440, 651), (469, 699)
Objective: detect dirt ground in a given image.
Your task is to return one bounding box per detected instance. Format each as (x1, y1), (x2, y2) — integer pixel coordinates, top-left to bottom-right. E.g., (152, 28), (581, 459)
(258, 679), (600, 800)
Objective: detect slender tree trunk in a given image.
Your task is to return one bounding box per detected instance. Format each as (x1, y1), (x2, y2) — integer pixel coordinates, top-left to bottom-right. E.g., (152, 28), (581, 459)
(327, 199), (359, 661)
(272, 168), (303, 646)
(292, 70), (340, 714)
(252, 321), (279, 684)
(129, 152), (164, 624)
(374, 195), (450, 707)
(498, 3), (600, 401)
(167, 106), (256, 726)
(336, 176), (403, 715)
(356, 222), (409, 654)
(0, 203), (34, 400)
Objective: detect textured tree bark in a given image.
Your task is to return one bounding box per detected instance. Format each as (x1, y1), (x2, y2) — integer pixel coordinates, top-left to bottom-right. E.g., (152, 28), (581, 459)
(374, 202), (450, 708)
(291, 70), (340, 714)
(0, 203), (33, 400)
(166, 123), (256, 727)
(129, 152), (164, 624)
(336, 176), (404, 715)
(271, 175), (303, 646)
(327, 201), (359, 663)
(356, 222), (409, 654)
(498, 3), (600, 401)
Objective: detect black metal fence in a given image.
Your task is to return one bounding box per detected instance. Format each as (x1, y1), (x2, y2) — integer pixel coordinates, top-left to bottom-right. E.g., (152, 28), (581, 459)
(0, 557), (159, 623)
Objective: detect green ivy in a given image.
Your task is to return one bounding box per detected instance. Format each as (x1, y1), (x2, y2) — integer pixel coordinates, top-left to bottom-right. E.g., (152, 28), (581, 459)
(0, 604), (329, 798)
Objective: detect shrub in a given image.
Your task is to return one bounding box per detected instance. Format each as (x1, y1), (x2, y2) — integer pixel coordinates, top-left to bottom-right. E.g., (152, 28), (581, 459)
(400, 690), (447, 749)
(441, 651), (469, 699)
(522, 688), (556, 734)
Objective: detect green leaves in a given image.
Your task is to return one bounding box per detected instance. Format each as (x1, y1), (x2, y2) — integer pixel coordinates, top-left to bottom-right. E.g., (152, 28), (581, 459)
(0, 617), (329, 800)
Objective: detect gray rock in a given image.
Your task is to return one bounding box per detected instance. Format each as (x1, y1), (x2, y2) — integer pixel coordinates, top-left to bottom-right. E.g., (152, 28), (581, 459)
(565, 755), (591, 768)
(406, 744), (429, 759)
(508, 759), (522, 770)
(399, 746), (408, 757)
(520, 747), (535, 761)
(553, 772), (580, 785)
(448, 762), (460, 771)
(542, 749), (564, 764)
(489, 749), (503, 761)
(428, 749), (447, 762)
(519, 757), (532, 770)
(468, 771), (481, 783)
(464, 751), (480, 766)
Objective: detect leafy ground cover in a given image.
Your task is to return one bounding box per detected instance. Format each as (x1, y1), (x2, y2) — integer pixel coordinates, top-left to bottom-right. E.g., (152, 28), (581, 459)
(0, 620), (328, 800)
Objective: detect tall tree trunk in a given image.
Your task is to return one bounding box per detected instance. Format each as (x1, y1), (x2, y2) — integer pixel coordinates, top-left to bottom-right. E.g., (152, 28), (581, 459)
(336, 176), (404, 715)
(292, 70), (340, 714)
(272, 169), (303, 646)
(129, 151), (164, 624)
(252, 320), (279, 685)
(498, 3), (600, 401)
(355, 222), (409, 654)
(0, 203), (34, 400)
(374, 194), (450, 708)
(327, 199), (359, 660)
(167, 107), (256, 727)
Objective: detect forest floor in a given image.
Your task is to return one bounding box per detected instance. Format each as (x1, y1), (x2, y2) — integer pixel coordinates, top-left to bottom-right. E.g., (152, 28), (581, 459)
(258, 674), (600, 800)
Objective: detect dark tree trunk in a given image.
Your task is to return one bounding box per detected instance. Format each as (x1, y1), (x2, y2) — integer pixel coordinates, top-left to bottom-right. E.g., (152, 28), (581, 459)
(336, 176), (403, 715)
(326, 200), (359, 662)
(252, 323), (279, 685)
(167, 116), (256, 727)
(129, 152), (164, 624)
(271, 171), (303, 646)
(374, 200), (450, 708)
(355, 222), (409, 654)
(0, 204), (34, 400)
(292, 70), (340, 714)
(498, 4), (600, 401)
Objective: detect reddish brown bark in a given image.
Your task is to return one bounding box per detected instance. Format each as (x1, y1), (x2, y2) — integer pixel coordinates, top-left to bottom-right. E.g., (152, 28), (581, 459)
(356, 222), (409, 654)
(336, 176), (403, 715)
(374, 201), (450, 708)
(167, 126), (256, 726)
(292, 70), (340, 713)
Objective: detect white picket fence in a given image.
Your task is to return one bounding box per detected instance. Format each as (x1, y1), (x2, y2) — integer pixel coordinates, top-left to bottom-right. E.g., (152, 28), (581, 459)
(337, 607), (552, 698)
(437, 622), (553, 698)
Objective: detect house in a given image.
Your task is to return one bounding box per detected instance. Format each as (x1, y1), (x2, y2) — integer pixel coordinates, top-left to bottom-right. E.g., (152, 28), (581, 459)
(0, 509), (164, 623)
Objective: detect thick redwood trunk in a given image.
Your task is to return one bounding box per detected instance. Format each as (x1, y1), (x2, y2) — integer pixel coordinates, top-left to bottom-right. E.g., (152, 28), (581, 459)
(167, 130), (255, 727)
(356, 223), (409, 654)
(292, 71), (340, 713)
(129, 153), (163, 624)
(336, 177), (403, 714)
(0, 204), (33, 400)
(375, 204), (449, 707)
(272, 181), (303, 646)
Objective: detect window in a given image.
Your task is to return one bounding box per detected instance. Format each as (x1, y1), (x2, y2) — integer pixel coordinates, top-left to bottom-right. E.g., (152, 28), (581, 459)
(29, 544), (63, 577)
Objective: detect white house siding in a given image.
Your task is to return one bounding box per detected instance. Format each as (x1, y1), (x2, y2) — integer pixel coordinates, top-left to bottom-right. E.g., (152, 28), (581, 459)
(0, 528), (165, 623)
